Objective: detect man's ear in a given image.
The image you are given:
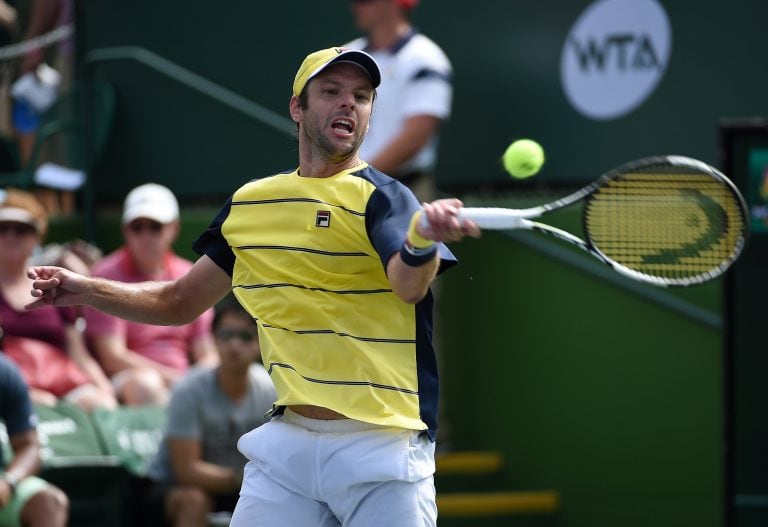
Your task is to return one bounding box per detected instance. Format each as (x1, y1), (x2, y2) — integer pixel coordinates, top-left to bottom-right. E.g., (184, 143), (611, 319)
(289, 95), (302, 124)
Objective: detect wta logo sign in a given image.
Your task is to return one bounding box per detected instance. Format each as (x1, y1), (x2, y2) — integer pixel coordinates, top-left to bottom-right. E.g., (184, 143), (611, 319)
(560, 0), (671, 120)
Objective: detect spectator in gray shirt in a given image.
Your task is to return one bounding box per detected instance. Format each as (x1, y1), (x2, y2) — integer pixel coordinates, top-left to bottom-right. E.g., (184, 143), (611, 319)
(143, 296), (276, 527)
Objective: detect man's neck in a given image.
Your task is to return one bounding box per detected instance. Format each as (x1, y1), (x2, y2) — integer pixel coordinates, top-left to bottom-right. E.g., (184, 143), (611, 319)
(0, 262), (25, 285)
(366, 20), (412, 51)
(298, 157), (362, 178)
(217, 367), (249, 401)
(298, 139), (363, 178)
(130, 252), (167, 278)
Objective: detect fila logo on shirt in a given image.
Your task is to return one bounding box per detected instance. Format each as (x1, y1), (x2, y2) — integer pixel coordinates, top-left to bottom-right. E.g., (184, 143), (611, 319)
(316, 210), (331, 228)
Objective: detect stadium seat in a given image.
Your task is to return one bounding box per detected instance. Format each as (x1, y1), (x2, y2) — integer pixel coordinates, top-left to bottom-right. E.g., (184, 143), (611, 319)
(90, 404), (166, 477)
(34, 402), (132, 527)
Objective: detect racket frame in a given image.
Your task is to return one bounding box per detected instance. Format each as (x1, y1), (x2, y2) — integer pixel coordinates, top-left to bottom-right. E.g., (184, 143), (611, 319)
(426, 155), (749, 287)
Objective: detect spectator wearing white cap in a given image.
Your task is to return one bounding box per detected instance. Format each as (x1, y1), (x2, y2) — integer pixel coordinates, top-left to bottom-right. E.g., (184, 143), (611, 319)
(83, 183), (218, 405)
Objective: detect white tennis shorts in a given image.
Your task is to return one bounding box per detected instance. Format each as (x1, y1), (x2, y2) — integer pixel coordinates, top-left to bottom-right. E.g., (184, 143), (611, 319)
(230, 408), (437, 527)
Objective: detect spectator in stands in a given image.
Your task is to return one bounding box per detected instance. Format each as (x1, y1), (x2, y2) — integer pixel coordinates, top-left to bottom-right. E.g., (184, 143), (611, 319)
(0, 188), (116, 411)
(0, 1), (19, 147)
(0, 353), (69, 527)
(144, 296), (276, 527)
(344, 0), (453, 203)
(11, 0), (75, 215)
(85, 183), (217, 406)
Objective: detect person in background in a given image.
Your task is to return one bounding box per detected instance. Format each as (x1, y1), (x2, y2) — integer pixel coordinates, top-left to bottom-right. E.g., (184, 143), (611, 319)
(345, 0), (453, 203)
(0, 353), (69, 527)
(0, 187), (116, 411)
(0, 0), (19, 150)
(144, 295), (276, 527)
(11, 0), (75, 215)
(84, 183), (217, 406)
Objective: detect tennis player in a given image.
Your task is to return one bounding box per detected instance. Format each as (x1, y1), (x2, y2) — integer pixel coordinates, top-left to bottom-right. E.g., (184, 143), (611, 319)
(26, 46), (480, 526)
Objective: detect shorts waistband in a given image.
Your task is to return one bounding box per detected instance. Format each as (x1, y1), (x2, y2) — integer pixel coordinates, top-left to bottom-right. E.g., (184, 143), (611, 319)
(281, 408), (391, 434)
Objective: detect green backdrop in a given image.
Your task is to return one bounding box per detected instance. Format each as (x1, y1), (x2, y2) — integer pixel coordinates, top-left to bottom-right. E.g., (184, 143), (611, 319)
(78, 0), (768, 200)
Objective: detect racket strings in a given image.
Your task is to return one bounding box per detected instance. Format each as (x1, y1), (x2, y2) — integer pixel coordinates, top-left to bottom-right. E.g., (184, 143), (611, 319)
(585, 172), (746, 279)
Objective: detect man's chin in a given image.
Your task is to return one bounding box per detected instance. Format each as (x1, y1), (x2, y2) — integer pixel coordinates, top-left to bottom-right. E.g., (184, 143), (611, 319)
(324, 140), (360, 160)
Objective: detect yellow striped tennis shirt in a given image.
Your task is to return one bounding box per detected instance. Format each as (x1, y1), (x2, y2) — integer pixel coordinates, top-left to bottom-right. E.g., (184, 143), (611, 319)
(193, 162), (456, 439)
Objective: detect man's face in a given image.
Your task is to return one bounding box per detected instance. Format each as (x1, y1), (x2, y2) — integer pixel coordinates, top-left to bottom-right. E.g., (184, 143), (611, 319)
(296, 62), (374, 162)
(123, 218), (178, 264)
(0, 221), (39, 265)
(214, 311), (261, 371)
(349, 0), (397, 31)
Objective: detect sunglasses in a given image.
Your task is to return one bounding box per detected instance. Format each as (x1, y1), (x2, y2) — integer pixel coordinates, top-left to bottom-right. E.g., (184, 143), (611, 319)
(215, 328), (258, 343)
(127, 220), (164, 234)
(0, 222), (37, 236)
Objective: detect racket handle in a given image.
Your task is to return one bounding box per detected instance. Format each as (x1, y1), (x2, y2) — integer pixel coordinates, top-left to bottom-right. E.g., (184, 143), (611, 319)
(418, 207), (527, 230)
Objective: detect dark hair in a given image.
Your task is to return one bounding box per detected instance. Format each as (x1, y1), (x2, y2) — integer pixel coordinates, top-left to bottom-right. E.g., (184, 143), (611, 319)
(213, 294), (255, 331)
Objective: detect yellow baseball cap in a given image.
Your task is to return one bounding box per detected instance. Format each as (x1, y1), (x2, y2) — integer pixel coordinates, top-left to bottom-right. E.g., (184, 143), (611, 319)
(293, 47), (381, 97)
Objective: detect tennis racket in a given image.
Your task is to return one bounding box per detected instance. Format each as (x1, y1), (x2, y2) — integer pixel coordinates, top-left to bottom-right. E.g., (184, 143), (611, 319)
(423, 155), (748, 287)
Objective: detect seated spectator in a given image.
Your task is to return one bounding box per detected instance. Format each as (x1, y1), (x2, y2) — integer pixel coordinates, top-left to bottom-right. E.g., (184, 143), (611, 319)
(0, 188), (116, 411)
(143, 296), (276, 526)
(84, 183), (217, 405)
(0, 352), (69, 527)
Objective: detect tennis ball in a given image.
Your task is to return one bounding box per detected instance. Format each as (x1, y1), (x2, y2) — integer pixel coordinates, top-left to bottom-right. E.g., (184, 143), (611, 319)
(502, 139), (545, 179)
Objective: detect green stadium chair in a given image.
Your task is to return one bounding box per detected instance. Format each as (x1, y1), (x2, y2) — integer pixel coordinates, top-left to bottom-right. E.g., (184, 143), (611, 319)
(90, 404), (166, 478)
(34, 402), (132, 527)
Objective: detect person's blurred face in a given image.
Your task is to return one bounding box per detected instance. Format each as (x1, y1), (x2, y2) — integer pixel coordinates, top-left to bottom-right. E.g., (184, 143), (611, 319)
(349, 0), (398, 32)
(123, 218), (178, 265)
(0, 221), (39, 265)
(214, 311), (261, 372)
(292, 62), (374, 162)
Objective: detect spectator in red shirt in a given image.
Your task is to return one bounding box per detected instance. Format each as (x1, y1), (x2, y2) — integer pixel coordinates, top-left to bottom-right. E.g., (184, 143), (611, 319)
(84, 183), (217, 405)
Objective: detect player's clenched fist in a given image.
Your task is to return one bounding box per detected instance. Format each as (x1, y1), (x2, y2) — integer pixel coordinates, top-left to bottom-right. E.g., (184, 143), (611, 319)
(26, 266), (89, 309)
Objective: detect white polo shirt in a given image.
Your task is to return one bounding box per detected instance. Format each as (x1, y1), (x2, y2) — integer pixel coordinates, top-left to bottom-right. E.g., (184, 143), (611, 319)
(345, 31), (453, 175)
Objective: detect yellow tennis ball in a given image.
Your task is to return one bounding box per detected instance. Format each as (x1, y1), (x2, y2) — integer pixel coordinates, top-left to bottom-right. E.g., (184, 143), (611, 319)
(502, 139), (545, 179)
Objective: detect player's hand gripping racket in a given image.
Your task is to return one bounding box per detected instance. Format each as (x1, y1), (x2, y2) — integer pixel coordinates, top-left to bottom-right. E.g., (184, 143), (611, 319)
(422, 155), (748, 287)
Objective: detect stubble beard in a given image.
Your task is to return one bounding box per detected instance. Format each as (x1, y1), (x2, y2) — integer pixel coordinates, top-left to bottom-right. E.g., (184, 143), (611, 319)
(305, 118), (364, 163)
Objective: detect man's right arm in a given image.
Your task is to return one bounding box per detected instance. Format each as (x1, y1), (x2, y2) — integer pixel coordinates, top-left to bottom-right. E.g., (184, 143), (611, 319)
(27, 255), (232, 326)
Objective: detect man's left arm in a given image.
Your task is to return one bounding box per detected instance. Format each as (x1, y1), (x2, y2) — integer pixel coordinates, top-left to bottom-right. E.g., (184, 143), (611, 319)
(368, 115), (441, 175)
(168, 438), (241, 494)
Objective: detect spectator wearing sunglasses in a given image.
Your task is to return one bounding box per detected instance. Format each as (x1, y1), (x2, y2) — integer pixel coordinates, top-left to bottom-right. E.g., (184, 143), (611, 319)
(84, 183), (218, 405)
(0, 188), (116, 411)
(142, 295), (276, 527)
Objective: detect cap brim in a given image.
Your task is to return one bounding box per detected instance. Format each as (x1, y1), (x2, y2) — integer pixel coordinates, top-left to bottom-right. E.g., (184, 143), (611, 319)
(0, 208), (39, 230)
(123, 205), (178, 225)
(314, 50), (381, 89)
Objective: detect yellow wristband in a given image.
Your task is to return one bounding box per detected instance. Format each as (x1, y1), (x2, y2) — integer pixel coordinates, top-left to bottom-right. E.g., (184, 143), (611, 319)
(407, 211), (435, 249)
